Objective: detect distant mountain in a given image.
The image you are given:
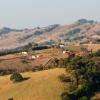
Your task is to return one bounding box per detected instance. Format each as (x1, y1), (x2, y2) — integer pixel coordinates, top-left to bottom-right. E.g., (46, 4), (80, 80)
(76, 19), (96, 25)
(0, 19), (100, 50)
(0, 27), (23, 36)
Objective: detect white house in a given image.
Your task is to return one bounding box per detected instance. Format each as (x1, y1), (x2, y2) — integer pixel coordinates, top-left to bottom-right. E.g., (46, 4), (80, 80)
(21, 52), (28, 55)
(63, 51), (67, 54)
(31, 55), (36, 59)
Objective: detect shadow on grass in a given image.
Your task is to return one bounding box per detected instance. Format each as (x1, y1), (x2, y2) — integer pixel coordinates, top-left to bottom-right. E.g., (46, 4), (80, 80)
(13, 77), (31, 83)
(23, 77), (30, 81)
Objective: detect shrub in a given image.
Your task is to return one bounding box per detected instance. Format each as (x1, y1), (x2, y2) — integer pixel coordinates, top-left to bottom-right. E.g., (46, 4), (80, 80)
(61, 92), (71, 100)
(0, 69), (16, 76)
(59, 74), (71, 83)
(93, 50), (100, 57)
(78, 96), (89, 100)
(10, 73), (23, 82)
(8, 98), (13, 100)
(32, 65), (44, 72)
(76, 84), (90, 97)
(69, 84), (89, 99)
(67, 28), (81, 35)
(34, 31), (43, 35)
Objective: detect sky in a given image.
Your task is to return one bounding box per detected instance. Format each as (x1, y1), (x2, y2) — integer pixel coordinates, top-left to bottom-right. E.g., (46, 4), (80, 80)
(0, 0), (100, 29)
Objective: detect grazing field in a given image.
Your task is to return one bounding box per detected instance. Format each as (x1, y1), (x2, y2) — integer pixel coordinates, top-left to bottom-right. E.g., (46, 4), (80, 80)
(83, 44), (100, 51)
(0, 48), (67, 72)
(0, 68), (66, 100)
(65, 45), (85, 51)
(65, 44), (100, 52)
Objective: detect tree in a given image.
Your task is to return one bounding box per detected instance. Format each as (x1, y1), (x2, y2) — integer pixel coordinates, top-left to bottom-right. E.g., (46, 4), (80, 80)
(71, 70), (79, 87)
(93, 50), (100, 57)
(78, 96), (89, 100)
(10, 73), (23, 82)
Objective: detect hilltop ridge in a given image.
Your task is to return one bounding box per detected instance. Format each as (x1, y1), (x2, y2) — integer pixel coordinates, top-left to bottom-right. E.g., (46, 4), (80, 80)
(0, 19), (100, 50)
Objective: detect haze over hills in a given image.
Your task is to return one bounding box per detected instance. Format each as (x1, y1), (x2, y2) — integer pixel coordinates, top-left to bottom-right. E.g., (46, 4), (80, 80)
(0, 19), (100, 50)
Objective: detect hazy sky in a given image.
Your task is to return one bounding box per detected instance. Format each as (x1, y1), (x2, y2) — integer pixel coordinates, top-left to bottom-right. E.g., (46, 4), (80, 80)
(0, 0), (100, 28)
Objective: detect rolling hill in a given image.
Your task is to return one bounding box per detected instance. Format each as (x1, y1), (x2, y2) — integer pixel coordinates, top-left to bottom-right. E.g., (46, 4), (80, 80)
(0, 68), (66, 100)
(0, 19), (100, 50)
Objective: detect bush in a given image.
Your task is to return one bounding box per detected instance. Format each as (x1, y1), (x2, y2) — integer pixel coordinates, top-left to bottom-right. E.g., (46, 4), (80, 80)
(61, 92), (71, 100)
(59, 74), (71, 83)
(78, 96), (89, 100)
(8, 98), (13, 100)
(62, 84), (90, 100)
(10, 73), (23, 82)
(76, 84), (90, 97)
(93, 50), (100, 57)
(32, 65), (44, 72)
(0, 69), (16, 76)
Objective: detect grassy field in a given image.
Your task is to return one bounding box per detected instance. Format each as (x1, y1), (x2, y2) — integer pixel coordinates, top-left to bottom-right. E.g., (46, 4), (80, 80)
(65, 45), (87, 51)
(0, 68), (66, 100)
(83, 44), (100, 51)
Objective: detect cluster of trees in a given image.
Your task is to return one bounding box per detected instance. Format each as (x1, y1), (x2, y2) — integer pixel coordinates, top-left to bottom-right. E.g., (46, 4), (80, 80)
(0, 69), (17, 76)
(34, 31), (43, 35)
(10, 73), (24, 83)
(32, 45), (49, 51)
(67, 28), (81, 35)
(56, 50), (100, 100)
(0, 42), (49, 56)
(47, 58), (68, 68)
(32, 65), (44, 72)
(93, 50), (100, 57)
(50, 50), (100, 68)
(44, 24), (60, 32)
(47, 50), (100, 99)
(0, 47), (22, 56)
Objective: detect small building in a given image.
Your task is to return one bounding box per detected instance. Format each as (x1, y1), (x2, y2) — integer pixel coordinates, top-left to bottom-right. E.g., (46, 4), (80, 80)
(63, 51), (67, 54)
(59, 44), (64, 48)
(21, 52), (28, 55)
(31, 55), (36, 59)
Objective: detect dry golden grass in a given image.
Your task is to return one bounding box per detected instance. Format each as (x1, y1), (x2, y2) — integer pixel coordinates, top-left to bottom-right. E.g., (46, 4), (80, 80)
(0, 68), (66, 100)
(83, 44), (100, 51)
(0, 53), (19, 60)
